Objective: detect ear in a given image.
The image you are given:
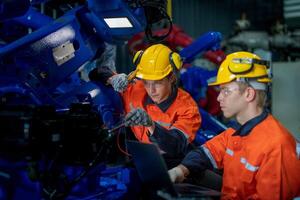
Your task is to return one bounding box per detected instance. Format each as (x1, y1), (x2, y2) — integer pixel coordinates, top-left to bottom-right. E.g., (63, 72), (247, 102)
(244, 87), (256, 102)
(168, 73), (177, 84)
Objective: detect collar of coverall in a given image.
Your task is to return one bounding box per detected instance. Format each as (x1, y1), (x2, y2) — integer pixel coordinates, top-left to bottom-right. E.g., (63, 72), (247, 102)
(144, 86), (178, 112)
(232, 110), (269, 136)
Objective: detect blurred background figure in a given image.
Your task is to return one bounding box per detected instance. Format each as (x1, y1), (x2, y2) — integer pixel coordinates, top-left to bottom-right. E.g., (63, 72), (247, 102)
(234, 11), (251, 34)
(271, 17), (288, 35)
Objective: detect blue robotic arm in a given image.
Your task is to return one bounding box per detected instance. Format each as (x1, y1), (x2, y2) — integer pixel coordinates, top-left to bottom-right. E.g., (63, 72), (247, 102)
(0, 1), (226, 198)
(0, 0), (146, 105)
(179, 31), (222, 64)
(0, 1), (150, 199)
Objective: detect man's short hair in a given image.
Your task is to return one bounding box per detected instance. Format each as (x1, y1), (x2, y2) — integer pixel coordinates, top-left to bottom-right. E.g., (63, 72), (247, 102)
(237, 82), (267, 108)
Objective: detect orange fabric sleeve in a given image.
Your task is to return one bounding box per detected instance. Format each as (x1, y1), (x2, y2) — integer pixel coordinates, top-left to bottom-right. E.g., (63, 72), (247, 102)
(255, 138), (300, 200)
(204, 129), (234, 169)
(171, 103), (201, 142)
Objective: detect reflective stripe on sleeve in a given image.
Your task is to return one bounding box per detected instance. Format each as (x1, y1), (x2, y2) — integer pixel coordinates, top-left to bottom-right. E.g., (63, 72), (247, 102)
(226, 148), (234, 156)
(245, 162), (259, 172)
(240, 157), (246, 164)
(296, 141), (300, 160)
(240, 157), (259, 172)
(156, 120), (170, 127)
(201, 146), (218, 169)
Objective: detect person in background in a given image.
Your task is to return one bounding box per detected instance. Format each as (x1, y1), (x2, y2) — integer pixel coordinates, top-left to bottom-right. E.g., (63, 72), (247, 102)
(94, 44), (201, 167)
(168, 51), (300, 199)
(271, 17), (288, 35)
(235, 11), (251, 32)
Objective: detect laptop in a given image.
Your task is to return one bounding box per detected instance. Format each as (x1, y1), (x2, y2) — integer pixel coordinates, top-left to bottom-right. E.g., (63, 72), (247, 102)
(126, 140), (221, 199)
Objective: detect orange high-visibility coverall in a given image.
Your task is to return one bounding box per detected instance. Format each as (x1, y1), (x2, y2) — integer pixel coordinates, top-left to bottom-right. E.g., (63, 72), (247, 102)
(121, 80), (201, 157)
(203, 115), (300, 199)
(182, 113), (300, 200)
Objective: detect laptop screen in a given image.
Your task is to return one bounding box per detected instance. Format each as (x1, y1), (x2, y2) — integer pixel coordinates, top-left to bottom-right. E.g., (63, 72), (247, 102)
(126, 140), (222, 199)
(126, 140), (178, 197)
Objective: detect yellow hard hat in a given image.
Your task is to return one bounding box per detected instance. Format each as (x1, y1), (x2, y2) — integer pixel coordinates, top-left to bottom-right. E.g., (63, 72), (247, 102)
(209, 51), (271, 86)
(132, 44), (182, 80)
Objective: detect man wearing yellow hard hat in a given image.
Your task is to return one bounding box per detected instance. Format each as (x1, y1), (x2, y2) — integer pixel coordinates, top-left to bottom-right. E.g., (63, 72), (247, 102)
(168, 51), (300, 199)
(106, 44), (201, 166)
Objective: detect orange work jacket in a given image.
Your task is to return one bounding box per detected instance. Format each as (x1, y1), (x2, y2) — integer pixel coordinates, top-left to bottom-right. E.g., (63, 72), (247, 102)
(204, 115), (300, 199)
(121, 80), (201, 144)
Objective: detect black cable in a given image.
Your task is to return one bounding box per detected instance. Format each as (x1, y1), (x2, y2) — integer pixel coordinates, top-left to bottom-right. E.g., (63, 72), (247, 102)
(128, 0), (173, 43)
(142, 1), (173, 42)
(145, 9), (173, 43)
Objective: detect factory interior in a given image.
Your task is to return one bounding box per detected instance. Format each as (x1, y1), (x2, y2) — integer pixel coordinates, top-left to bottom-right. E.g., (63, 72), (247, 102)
(0, 0), (299, 199)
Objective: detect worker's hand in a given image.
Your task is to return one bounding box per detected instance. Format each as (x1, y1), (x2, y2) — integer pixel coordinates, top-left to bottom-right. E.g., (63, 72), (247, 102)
(168, 165), (187, 183)
(125, 108), (153, 127)
(109, 73), (128, 92)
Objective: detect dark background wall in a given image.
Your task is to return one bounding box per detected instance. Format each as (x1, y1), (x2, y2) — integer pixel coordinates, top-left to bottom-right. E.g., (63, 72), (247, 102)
(116, 0), (283, 73)
(172, 0), (283, 37)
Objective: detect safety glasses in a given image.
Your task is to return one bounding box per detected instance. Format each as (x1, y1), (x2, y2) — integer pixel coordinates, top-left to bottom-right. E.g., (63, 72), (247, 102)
(218, 86), (240, 97)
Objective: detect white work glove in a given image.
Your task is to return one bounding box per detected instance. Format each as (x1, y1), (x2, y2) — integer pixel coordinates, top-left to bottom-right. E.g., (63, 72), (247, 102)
(168, 166), (185, 183)
(109, 73), (128, 92)
(125, 108), (153, 127)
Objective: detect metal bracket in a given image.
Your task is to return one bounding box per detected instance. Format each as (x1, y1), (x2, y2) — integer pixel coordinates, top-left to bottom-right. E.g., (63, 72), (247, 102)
(52, 41), (75, 66)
